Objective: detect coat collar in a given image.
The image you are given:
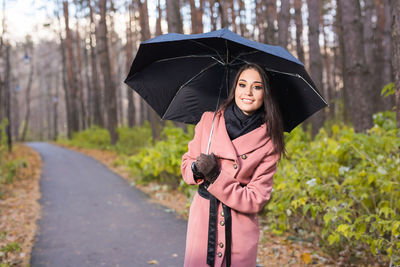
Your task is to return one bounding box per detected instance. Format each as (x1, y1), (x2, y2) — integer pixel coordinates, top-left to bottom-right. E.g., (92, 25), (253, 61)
(208, 111), (269, 160)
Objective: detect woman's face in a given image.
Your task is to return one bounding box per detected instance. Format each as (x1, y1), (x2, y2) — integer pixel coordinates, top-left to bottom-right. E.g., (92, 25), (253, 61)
(234, 68), (264, 116)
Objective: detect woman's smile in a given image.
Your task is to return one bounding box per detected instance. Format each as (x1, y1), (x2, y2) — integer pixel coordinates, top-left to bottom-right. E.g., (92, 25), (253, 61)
(234, 68), (264, 116)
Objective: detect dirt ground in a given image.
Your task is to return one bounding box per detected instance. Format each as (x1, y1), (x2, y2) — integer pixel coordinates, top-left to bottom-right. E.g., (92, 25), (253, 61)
(0, 144), (42, 266)
(56, 144), (335, 266)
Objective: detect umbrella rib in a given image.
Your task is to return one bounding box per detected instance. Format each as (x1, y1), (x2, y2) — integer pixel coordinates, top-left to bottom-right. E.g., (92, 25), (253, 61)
(155, 54), (225, 65)
(262, 67), (328, 105)
(161, 61), (220, 121)
(229, 50), (259, 65)
(189, 40), (225, 63)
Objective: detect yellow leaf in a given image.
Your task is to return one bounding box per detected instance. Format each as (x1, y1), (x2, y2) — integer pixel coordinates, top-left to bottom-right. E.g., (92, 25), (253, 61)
(147, 259), (159, 265)
(301, 252), (312, 264)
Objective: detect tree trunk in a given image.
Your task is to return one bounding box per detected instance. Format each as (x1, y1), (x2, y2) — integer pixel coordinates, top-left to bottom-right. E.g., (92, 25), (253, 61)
(190, 0), (204, 33)
(97, 0), (118, 144)
(53, 71), (59, 141)
(156, 0), (163, 36)
(126, 3), (135, 127)
(339, 0), (373, 132)
(74, 0), (86, 130)
(363, 0), (380, 114)
(307, 0), (324, 137)
(277, 0), (290, 48)
(83, 26), (92, 128)
(21, 48), (34, 141)
(238, 0), (246, 36)
(166, 0), (183, 33)
(294, 0), (305, 63)
(390, 0), (400, 128)
(264, 0), (277, 45)
(63, 1), (80, 134)
(209, 0), (217, 31)
(335, 0), (349, 124)
(322, 20), (335, 120)
(88, 0), (104, 127)
(375, 0), (394, 110)
(217, 0), (230, 29)
(5, 43), (12, 152)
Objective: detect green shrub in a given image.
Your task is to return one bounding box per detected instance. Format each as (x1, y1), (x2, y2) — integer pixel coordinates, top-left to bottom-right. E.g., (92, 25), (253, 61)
(67, 126), (111, 149)
(125, 123), (195, 192)
(114, 122), (152, 155)
(265, 112), (400, 264)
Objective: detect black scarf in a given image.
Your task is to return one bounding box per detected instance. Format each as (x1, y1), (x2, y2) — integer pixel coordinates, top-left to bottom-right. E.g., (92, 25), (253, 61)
(224, 102), (264, 140)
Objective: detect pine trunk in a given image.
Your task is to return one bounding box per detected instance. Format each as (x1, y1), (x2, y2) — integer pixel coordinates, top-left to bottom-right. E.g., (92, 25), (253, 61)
(63, 1), (80, 134)
(339, 0), (373, 132)
(390, 0), (400, 128)
(126, 3), (135, 127)
(156, 0), (163, 35)
(88, 0), (104, 127)
(97, 0), (118, 144)
(166, 0), (183, 33)
(307, 0), (324, 137)
(21, 49), (34, 141)
(294, 0), (305, 63)
(264, 0), (277, 45)
(209, 0), (217, 31)
(277, 0), (290, 48)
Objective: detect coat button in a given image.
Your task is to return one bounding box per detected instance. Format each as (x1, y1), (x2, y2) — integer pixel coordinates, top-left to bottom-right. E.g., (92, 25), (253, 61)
(220, 220), (225, 226)
(233, 163), (238, 169)
(241, 154), (247, 159)
(220, 211), (224, 217)
(219, 242), (224, 248)
(217, 252), (223, 257)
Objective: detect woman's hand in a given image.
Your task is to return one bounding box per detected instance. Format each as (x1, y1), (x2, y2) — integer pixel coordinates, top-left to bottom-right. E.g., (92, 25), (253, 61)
(194, 153), (220, 183)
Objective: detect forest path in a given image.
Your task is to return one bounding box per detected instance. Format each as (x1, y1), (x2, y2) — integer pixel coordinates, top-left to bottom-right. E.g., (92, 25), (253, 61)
(27, 142), (186, 267)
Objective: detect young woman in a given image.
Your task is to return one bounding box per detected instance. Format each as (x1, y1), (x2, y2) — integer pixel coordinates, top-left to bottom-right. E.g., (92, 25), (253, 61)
(181, 63), (285, 267)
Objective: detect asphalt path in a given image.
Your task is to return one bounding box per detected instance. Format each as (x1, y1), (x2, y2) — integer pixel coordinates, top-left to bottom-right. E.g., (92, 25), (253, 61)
(27, 142), (187, 267)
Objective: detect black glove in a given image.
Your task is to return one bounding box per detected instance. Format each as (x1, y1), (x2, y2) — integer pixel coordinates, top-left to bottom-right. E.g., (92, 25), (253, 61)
(194, 153), (220, 183)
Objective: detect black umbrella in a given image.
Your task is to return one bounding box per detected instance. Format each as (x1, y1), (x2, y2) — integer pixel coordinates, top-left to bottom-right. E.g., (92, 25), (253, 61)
(125, 28), (327, 132)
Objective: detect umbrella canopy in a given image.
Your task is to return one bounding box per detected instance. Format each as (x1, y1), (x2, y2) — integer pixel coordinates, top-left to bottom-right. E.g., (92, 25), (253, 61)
(125, 28), (327, 132)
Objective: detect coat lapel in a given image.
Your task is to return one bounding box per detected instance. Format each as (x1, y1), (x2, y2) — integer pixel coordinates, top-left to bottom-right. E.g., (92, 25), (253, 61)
(232, 124), (269, 155)
(208, 112), (237, 161)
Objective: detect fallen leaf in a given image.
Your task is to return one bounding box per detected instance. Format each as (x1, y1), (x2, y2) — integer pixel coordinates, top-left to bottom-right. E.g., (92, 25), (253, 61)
(301, 252), (312, 264)
(172, 253), (178, 258)
(147, 259), (159, 265)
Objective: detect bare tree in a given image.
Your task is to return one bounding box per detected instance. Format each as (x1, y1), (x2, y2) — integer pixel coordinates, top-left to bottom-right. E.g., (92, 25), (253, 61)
(264, 0), (277, 45)
(88, 0), (104, 127)
(374, 0), (394, 111)
(209, 0), (217, 31)
(166, 0), (183, 33)
(21, 43), (34, 141)
(390, 0), (400, 128)
(4, 42), (12, 151)
(63, 1), (80, 134)
(156, 0), (163, 36)
(126, 3), (135, 127)
(294, 0), (304, 63)
(338, 0), (373, 132)
(97, 0), (118, 144)
(189, 0), (204, 33)
(277, 0), (290, 48)
(307, 0), (324, 137)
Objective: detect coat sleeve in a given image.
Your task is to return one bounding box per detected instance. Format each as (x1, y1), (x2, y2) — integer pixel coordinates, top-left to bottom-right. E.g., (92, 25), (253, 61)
(181, 112), (208, 185)
(207, 143), (280, 214)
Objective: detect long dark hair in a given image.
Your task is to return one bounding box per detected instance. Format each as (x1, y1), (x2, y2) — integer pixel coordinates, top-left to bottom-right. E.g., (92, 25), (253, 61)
(219, 63), (286, 158)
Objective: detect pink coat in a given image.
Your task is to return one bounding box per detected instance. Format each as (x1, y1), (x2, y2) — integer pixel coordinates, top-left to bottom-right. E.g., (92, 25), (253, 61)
(181, 111), (280, 267)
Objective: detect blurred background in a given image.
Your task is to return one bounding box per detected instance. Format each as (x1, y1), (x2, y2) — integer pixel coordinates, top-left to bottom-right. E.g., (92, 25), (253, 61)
(0, 0), (398, 145)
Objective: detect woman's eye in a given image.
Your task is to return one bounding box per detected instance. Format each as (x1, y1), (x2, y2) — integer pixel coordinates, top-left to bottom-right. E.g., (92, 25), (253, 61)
(238, 83), (246, 88)
(253, 85), (263, 90)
